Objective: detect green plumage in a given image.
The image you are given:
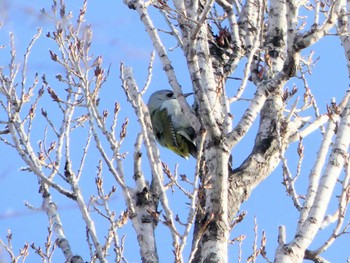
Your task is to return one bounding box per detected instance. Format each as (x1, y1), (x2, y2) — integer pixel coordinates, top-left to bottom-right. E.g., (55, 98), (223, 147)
(147, 90), (197, 159)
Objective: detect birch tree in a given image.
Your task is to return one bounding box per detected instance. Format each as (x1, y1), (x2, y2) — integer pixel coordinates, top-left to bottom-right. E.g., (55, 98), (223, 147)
(0, 0), (349, 262)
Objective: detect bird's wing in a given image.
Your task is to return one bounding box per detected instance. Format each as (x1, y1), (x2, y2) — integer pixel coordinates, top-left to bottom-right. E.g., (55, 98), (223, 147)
(160, 99), (197, 158)
(177, 129), (197, 158)
(156, 108), (179, 148)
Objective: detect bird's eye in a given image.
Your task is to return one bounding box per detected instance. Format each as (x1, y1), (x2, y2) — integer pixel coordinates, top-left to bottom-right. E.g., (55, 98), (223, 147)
(166, 92), (174, 98)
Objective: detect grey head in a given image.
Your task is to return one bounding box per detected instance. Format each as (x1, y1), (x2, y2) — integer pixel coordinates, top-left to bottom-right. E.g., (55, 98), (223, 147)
(147, 89), (175, 114)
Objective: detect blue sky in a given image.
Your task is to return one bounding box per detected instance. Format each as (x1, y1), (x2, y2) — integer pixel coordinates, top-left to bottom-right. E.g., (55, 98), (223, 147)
(0, 0), (349, 262)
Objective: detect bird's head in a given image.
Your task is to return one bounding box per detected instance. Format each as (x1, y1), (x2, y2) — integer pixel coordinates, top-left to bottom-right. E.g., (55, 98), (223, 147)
(147, 89), (174, 114)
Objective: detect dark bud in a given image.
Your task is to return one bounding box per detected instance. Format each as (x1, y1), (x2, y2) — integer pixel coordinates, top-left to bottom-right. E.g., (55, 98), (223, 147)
(49, 50), (58, 62)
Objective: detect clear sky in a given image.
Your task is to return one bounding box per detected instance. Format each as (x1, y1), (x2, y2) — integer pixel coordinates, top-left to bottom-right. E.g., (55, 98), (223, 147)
(0, 0), (349, 262)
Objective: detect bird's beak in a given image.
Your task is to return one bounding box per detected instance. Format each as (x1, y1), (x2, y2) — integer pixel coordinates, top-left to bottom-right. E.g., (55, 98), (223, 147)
(184, 92), (193, 98)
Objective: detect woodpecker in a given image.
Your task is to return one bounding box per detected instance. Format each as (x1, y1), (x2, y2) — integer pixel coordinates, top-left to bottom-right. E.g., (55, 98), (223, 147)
(147, 90), (197, 159)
